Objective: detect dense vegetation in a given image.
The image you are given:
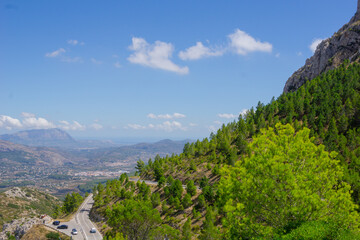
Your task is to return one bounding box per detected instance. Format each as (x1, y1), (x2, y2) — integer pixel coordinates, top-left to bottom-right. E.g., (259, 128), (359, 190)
(94, 62), (360, 239)
(53, 192), (84, 218)
(92, 174), (184, 239)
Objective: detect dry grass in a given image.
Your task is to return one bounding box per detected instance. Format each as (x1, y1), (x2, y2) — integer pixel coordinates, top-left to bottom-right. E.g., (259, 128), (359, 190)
(21, 224), (70, 240)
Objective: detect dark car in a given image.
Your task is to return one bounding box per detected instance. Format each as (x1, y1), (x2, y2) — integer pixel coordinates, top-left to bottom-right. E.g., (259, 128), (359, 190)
(52, 221), (60, 225)
(57, 225), (68, 229)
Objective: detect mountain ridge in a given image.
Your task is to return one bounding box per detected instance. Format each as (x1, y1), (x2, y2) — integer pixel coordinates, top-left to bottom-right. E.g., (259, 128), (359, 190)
(283, 0), (360, 93)
(0, 128), (76, 147)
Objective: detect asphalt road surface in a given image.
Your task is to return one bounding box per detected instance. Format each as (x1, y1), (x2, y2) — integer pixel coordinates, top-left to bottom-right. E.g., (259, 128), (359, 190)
(47, 194), (102, 240)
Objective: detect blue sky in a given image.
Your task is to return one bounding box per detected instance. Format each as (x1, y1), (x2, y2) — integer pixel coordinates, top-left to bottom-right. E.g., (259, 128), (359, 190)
(0, 0), (356, 141)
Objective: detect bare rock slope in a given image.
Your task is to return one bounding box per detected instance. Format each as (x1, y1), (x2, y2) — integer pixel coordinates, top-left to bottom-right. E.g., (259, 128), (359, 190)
(284, 0), (360, 93)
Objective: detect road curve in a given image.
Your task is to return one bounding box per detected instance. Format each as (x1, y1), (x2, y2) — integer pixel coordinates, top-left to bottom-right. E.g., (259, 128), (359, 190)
(46, 194), (102, 240)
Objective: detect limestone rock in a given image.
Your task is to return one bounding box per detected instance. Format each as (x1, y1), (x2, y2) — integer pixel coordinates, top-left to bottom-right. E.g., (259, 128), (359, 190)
(283, 1), (360, 93)
(0, 217), (42, 240)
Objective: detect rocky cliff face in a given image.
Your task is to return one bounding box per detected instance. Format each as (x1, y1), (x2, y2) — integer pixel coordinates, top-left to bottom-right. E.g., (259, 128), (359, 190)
(0, 217), (43, 240)
(283, 1), (360, 93)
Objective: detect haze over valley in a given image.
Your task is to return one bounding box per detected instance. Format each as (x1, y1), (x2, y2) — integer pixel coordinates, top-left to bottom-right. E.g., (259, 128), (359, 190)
(0, 128), (187, 196)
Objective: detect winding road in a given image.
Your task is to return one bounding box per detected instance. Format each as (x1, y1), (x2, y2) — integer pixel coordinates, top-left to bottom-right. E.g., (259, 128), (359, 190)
(46, 193), (102, 240)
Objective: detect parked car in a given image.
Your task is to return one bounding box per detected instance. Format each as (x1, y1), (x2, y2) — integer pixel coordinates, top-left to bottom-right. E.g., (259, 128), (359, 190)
(52, 221), (60, 225)
(90, 228), (96, 233)
(57, 225), (68, 229)
(71, 229), (78, 235)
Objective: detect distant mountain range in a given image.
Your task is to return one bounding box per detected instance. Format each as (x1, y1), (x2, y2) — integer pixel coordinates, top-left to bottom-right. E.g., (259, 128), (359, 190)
(80, 138), (189, 167)
(0, 128), (119, 149)
(0, 128), (76, 147)
(0, 128), (189, 169)
(0, 139), (85, 167)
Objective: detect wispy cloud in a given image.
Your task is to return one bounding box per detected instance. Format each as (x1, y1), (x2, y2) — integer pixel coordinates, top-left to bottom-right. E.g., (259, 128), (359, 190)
(179, 29), (272, 62)
(91, 58), (102, 64)
(128, 37), (189, 74)
(218, 113), (237, 119)
(147, 113), (186, 119)
(45, 48), (66, 58)
(154, 121), (186, 131)
(179, 42), (224, 60)
(58, 120), (86, 131)
(218, 109), (248, 119)
(90, 123), (103, 130)
(61, 56), (82, 63)
(67, 39), (84, 46)
(228, 29), (272, 55)
(309, 38), (324, 53)
(126, 121), (187, 132)
(126, 124), (147, 130)
(114, 61), (122, 68)
(67, 39), (78, 45)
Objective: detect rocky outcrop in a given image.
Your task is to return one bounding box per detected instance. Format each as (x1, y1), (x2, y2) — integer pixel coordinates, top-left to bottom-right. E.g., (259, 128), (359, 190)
(0, 217), (42, 240)
(283, 0), (360, 93)
(4, 187), (37, 201)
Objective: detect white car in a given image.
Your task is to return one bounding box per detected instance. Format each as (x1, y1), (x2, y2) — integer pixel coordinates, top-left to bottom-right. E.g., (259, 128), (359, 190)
(71, 229), (78, 235)
(90, 228), (96, 233)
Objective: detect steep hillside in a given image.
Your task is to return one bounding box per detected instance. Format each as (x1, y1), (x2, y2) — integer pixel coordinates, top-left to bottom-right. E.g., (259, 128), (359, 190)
(91, 63), (360, 239)
(284, 0), (360, 93)
(143, 62), (360, 202)
(132, 62), (360, 239)
(0, 187), (60, 229)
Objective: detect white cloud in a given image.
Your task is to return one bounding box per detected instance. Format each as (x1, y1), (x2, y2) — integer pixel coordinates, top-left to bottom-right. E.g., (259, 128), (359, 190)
(179, 42), (224, 60)
(45, 48), (66, 58)
(21, 112), (35, 118)
(310, 38), (324, 53)
(156, 121), (186, 131)
(22, 116), (55, 129)
(0, 113), (90, 131)
(275, 53), (280, 58)
(218, 113), (237, 119)
(217, 109), (248, 119)
(90, 123), (103, 130)
(125, 121), (187, 132)
(214, 120), (222, 125)
(67, 39), (84, 46)
(297, 52), (303, 56)
(67, 39), (78, 45)
(228, 29), (272, 55)
(58, 120), (86, 131)
(114, 61), (122, 68)
(126, 124), (147, 130)
(189, 123), (197, 127)
(128, 37), (189, 74)
(239, 109), (248, 116)
(147, 113), (186, 119)
(91, 58), (102, 64)
(61, 56), (82, 63)
(0, 115), (23, 130)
